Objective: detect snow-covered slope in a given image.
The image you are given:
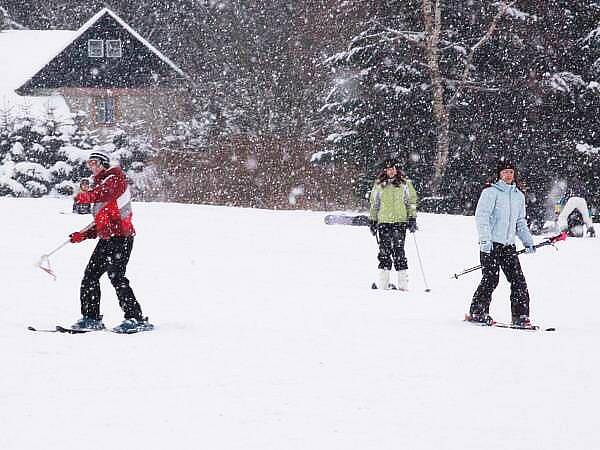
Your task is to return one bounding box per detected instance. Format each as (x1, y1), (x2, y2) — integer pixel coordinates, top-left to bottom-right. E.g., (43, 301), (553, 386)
(1, 198), (598, 450)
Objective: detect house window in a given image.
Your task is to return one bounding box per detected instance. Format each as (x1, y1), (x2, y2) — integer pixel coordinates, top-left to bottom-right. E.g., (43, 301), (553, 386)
(88, 40), (104, 58)
(94, 97), (117, 124)
(106, 40), (122, 58)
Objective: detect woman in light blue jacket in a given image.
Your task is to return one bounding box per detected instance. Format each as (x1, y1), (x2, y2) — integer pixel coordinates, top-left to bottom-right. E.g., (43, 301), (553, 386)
(466, 159), (536, 327)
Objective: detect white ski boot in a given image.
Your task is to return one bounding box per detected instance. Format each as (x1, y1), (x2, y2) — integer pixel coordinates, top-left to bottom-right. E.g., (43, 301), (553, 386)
(379, 269), (391, 290)
(397, 270), (408, 291)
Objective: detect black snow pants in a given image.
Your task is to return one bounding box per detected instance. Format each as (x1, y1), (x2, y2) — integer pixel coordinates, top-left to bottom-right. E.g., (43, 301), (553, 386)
(469, 243), (530, 321)
(80, 236), (142, 320)
(377, 222), (408, 271)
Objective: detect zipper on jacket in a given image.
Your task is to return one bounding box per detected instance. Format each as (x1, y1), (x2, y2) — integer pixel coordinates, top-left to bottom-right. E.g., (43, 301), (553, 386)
(506, 186), (513, 243)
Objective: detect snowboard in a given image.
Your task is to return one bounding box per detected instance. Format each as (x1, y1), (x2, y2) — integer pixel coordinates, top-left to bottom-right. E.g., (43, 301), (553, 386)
(324, 214), (370, 226)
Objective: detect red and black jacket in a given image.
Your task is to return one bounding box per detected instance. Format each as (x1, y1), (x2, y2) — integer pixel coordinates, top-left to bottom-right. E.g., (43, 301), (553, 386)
(76, 167), (135, 240)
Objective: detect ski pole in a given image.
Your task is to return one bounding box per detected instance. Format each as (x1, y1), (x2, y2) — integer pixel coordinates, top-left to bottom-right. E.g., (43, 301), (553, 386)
(412, 232), (431, 292)
(45, 240), (71, 258)
(451, 232), (567, 280)
(369, 220), (380, 244)
(36, 222), (95, 280)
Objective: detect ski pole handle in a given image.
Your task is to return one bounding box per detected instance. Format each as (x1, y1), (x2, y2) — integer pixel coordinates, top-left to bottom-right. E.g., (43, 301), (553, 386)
(516, 233), (566, 255)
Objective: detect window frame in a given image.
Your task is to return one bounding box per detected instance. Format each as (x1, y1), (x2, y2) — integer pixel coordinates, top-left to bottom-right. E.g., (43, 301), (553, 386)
(88, 39), (104, 58)
(93, 96), (118, 125)
(105, 39), (122, 58)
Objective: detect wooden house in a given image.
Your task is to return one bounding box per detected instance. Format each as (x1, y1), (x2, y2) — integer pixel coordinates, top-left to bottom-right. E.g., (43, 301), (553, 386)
(13, 7), (190, 142)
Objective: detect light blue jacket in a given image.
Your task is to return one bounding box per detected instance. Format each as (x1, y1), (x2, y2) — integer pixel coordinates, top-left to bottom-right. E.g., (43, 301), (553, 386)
(475, 180), (534, 250)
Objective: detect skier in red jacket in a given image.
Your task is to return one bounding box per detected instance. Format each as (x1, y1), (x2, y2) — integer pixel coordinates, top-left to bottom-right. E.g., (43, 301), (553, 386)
(69, 151), (153, 333)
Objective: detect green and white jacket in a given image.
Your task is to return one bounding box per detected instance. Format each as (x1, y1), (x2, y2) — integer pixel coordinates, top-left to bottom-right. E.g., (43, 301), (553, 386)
(369, 178), (418, 224)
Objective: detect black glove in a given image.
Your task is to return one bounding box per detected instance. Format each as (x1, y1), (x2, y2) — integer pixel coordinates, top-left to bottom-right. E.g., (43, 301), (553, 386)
(369, 220), (378, 236)
(408, 217), (418, 233)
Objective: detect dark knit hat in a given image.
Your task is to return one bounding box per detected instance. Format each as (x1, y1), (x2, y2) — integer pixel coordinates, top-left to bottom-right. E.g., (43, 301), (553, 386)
(88, 151), (110, 168)
(382, 158), (400, 169)
(496, 158), (515, 178)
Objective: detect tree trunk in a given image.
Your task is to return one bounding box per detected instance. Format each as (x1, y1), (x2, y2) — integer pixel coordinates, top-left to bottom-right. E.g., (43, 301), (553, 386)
(422, 0), (450, 196)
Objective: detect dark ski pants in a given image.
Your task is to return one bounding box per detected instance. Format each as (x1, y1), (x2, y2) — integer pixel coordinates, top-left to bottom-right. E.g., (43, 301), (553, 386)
(377, 222), (408, 271)
(470, 243), (530, 321)
(80, 236), (143, 320)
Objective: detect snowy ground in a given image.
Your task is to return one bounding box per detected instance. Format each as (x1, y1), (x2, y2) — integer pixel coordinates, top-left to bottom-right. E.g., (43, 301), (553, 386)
(1, 197), (598, 450)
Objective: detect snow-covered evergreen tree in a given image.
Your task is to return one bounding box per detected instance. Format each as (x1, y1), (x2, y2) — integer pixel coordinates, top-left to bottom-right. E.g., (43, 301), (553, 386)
(320, 12), (435, 197)
(319, 1), (600, 215)
(0, 107), (153, 198)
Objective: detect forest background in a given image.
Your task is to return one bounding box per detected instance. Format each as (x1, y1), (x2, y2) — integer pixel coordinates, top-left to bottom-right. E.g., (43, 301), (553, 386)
(3, 0), (600, 220)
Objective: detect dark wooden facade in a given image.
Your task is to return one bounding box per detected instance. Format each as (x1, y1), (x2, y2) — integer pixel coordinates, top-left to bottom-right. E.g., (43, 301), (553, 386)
(18, 10), (184, 94)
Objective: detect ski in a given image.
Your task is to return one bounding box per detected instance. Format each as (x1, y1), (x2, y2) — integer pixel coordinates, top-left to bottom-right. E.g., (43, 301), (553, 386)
(463, 315), (555, 332)
(491, 322), (556, 332)
(28, 324), (154, 334)
(27, 326), (59, 333)
(56, 325), (99, 334)
(27, 325), (98, 334)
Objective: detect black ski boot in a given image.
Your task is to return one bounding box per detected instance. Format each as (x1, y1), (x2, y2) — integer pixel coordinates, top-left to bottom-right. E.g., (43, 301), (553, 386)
(71, 316), (105, 331)
(512, 315), (533, 328)
(465, 313), (494, 326)
(112, 317), (154, 334)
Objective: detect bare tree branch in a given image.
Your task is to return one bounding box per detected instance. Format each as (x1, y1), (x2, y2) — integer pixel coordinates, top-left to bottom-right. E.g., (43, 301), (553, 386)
(375, 27), (427, 48)
(448, 1), (516, 108)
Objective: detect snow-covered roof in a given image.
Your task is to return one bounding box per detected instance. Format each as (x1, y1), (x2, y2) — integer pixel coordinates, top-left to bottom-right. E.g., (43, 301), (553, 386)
(0, 30), (75, 92)
(0, 30), (75, 119)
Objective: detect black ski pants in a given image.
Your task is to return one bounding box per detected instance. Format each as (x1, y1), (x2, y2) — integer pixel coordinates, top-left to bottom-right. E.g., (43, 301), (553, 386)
(470, 243), (530, 321)
(80, 236), (142, 320)
(377, 222), (408, 271)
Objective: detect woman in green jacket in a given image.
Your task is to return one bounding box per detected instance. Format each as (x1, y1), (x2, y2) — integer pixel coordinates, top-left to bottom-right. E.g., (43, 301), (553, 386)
(369, 159), (418, 290)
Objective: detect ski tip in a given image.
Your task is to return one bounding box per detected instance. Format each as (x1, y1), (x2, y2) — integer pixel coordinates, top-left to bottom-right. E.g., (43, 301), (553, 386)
(27, 326), (37, 331)
(371, 282), (378, 290)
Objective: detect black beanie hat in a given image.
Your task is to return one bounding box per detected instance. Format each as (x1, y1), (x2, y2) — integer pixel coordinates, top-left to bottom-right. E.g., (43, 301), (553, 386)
(496, 158), (515, 178)
(383, 158), (399, 169)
